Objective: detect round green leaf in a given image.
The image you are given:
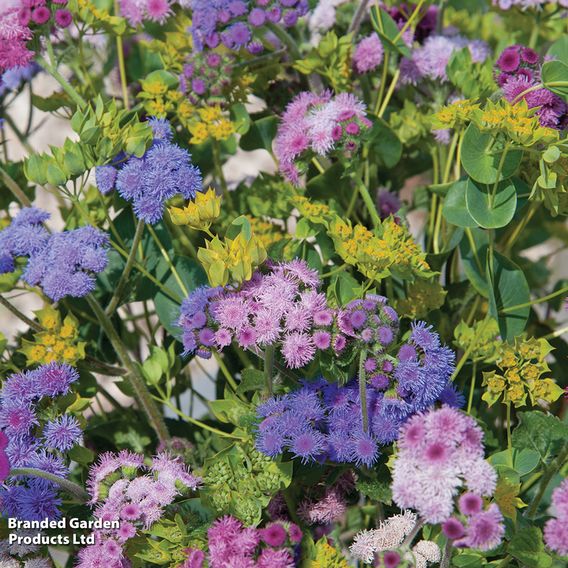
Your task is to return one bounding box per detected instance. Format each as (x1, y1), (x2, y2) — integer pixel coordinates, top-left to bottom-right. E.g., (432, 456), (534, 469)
(461, 123), (522, 184)
(443, 179), (477, 228)
(542, 60), (568, 99)
(465, 177), (519, 229)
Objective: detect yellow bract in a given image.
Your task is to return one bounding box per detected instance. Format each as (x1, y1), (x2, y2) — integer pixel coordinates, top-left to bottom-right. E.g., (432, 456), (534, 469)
(481, 336), (563, 408)
(310, 539), (350, 568)
(19, 306), (85, 366)
(433, 99), (480, 129)
(169, 188), (222, 231)
(188, 106), (236, 145)
(198, 232), (267, 287)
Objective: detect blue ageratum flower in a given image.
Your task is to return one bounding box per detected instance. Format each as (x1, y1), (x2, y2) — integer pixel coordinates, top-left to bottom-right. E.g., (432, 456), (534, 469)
(95, 118), (203, 225)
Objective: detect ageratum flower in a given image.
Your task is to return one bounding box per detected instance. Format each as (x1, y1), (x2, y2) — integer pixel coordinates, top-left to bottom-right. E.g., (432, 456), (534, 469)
(191, 0), (309, 53)
(0, 364), (80, 521)
(392, 406), (499, 524)
(118, 0), (175, 26)
(274, 91), (371, 184)
(78, 452), (201, 567)
(493, 0), (568, 9)
(544, 478), (568, 557)
(0, 4), (34, 72)
(96, 118), (203, 224)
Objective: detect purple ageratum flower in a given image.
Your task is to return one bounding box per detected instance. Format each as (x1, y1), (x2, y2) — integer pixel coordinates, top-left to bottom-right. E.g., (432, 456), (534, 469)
(31, 362), (79, 398)
(353, 33), (384, 74)
(454, 504), (505, 551)
(95, 165), (118, 194)
(43, 415), (83, 452)
(392, 407), (498, 524)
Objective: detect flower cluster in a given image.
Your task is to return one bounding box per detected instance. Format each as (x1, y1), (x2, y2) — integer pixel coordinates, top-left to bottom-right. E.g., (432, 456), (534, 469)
(197, 516), (300, 568)
(400, 33), (490, 85)
(178, 259), (336, 368)
(187, 106), (236, 145)
(0, 363), (81, 520)
(78, 451), (201, 567)
(442, 494), (505, 551)
(0, 62), (39, 96)
(353, 33), (384, 74)
(96, 117), (203, 224)
(190, 0), (309, 53)
(16, 0), (73, 30)
(19, 306), (86, 366)
(496, 44), (568, 130)
(118, 0), (177, 26)
(482, 336), (563, 408)
(0, 4), (34, 72)
(0, 207), (109, 302)
(544, 478), (568, 557)
(493, 0), (568, 9)
(256, 348), (456, 467)
(392, 406), (499, 524)
(274, 91), (371, 184)
(179, 51), (234, 106)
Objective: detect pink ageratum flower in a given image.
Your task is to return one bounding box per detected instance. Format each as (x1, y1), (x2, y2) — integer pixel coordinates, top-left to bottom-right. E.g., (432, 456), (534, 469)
(545, 478), (568, 556)
(454, 504), (505, 551)
(353, 32), (384, 74)
(392, 406), (498, 524)
(274, 91), (371, 185)
(0, 6), (34, 72)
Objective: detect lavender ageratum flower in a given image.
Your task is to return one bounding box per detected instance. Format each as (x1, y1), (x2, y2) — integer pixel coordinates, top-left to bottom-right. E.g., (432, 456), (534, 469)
(105, 118), (202, 224)
(493, 0), (568, 9)
(392, 406), (499, 524)
(43, 415), (83, 451)
(95, 165), (118, 194)
(544, 478), (568, 556)
(118, 0), (174, 26)
(0, 62), (39, 96)
(191, 0), (309, 52)
(353, 33), (384, 74)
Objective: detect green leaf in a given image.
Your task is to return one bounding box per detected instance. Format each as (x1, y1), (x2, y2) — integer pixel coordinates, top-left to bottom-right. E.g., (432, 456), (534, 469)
(230, 103), (251, 135)
(512, 411), (568, 464)
(546, 36), (568, 64)
(443, 179), (477, 228)
(356, 479), (392, 505)
(369, 5), (411, 57)
(461, 123), (522, 184)
(368, 118), (402, 168)
(487, 251), (530, 341)
(452, 553), (487, 567)
(542, 60), (568, 100)
(465, 177), (520, 229)
(240, 116), (278, 152)
(68, 445), (95, 465)
(237, 368), (265, 395)
(226, 215), (252, 241)
(23, 154), (48, 185)
(489, 449), (540, 476)
(459, 228), (489, 297)
(32, 92), (70, 112)
(508, 527), (552, 568)
(46, 163), (68, 186)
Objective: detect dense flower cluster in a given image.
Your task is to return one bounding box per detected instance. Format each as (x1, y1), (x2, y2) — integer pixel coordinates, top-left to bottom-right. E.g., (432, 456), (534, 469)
(96, 118), (202, 224)
(187, 516), (300, 568)
(0, 3), (34, 72)
(191, 0), (309, 53)
(274, 91), (371, 184)
(0, 207), (109, 301)
(119, 0), (178, 26)
(493, 0), (568, 8)
(255, 344), (456, 467)
(353, 33), (384, 74)
(0, 363), (81, 520)
(400, 33), (490, 85)
(178, 259), (336, 367)
(544, 478), (568, 556)
(16, 0), (73, 30)
(392, 407), (499, 523)
(179, 50), (234, 106)
(78, 451), (201, 567)
(496, 44), (568, 129)
(442, 494), (505, 551)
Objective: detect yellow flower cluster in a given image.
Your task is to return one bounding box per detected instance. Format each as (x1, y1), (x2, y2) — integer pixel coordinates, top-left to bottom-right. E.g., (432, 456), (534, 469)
(198, 231), (267, 287)
(20, 306), (85, 366)
(433, 99), (480, 129)
(188, 106), (235, 145)
(169, 188), (222, 231)
(396, 279), (447, 319)
(482, 336), (563, 408)
(246, 216), (285, 249)
(310, 539), (350, 568)
(293, 195), (332, 223)
(138, 75), (194, 120)
(475, 100), (558, 146)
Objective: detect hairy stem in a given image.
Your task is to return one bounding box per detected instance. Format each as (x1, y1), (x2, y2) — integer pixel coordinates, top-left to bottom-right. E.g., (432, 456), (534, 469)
(10, 468), (89, 502)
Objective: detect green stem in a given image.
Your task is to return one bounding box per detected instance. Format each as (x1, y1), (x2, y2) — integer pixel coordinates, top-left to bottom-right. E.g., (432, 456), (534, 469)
(147, 225), (188, 296)
(213, 141), (233, 210)
(359, 349), (369, 433)
(10, 468), (89, 502)
(373, 52), (390, 115)
(0, 166), (32, 207)
(0, 294), (41, 331)
(265, 22), (301, 61)
(393, 0), (426, 43)
(377, 69), (401, 118)
(467, 362), (477, 415)
(86, 295), (170, 444)
(526, 445), (568, 518)
(264, 345), (275, 397)
(348, 0), (371, 33)
(106, 219), (145, 315)
(506, 402), (512, 461)
(500, 284), (568, 314)
(352, 172), (380, 227)
(36, 54), (86, 108)
(321, 264), (348, 279)
(440, 540), (453, 568)
(543, 323), (568, 340)
(212, 351), (243, 397)
(114, 2), (130, 110)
